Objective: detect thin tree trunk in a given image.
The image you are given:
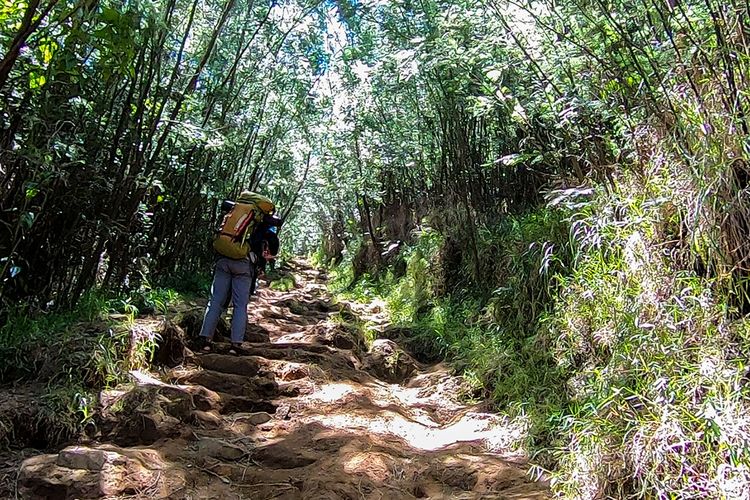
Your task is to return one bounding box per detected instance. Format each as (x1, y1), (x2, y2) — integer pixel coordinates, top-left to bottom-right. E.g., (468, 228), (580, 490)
(281, 152), (312, 220)
(0, 0), (60, 91)
(149, 0), (237, 166)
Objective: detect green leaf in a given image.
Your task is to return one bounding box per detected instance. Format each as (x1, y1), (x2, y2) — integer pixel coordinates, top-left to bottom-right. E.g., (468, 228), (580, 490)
(38, 39), (58, 65)
(29, 72), (46, 89)
(20, 212), (35, 229)
(102, 7), (120, 23)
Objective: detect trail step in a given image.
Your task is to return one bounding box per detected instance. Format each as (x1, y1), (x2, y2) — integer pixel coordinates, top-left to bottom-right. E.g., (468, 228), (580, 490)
(13, 258), (551, 500)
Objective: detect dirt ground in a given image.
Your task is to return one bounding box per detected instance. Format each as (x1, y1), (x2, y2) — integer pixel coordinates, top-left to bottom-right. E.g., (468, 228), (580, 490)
(7, 260), (550, 499)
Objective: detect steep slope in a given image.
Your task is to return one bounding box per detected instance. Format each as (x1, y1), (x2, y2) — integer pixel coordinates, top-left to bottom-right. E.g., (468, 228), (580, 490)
(17, 261), (549, 499)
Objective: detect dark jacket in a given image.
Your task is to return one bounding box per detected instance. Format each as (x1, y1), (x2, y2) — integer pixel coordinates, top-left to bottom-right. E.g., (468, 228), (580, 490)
(250, 224), (280, 270)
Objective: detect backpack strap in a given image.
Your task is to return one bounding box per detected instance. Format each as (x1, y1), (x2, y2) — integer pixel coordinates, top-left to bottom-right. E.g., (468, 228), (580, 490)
(237, 210), (255, 244)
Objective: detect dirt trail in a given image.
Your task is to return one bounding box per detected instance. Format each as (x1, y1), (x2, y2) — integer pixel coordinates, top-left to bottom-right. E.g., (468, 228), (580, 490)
(17, 260), (550, 499)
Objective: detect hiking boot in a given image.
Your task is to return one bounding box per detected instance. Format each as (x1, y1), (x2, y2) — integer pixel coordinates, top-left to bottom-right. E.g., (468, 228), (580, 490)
(229, 342), (243, 356)
(199, 337), (213, 353)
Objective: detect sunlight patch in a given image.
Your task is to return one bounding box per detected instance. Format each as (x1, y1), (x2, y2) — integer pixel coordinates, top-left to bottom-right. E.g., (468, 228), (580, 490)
(314, 410), (523, 453)
(309, 383), (357, 403)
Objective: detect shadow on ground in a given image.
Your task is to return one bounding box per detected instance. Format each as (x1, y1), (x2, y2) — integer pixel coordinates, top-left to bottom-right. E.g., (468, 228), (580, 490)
(12, 260), (550, 499)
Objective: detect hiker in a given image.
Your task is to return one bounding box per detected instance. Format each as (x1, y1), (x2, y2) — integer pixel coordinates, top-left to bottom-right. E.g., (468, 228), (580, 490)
(249, 219), (281, 296)
(199, 190), (277, 355)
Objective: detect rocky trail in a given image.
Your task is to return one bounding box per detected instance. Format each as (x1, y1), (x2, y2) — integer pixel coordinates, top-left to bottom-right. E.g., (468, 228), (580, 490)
(12, 261), (550, 499)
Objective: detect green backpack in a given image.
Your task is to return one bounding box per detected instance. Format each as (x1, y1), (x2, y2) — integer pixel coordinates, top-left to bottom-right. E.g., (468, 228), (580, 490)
(213, 191), (275, 259)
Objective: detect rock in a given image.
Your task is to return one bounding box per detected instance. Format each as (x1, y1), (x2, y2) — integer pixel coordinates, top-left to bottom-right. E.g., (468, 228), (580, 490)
(113, 412), (182, 447)
(329, 330), (356, 350)
(286, 300), (310, 316)
(245, 324), (271, 343)
(379, 325), (413, 340)
(196, 438), (247, 461)
(188, 385), (224, 412)
(18, 445), (184, 499)
(363, 339), (417, 384)
(99, 384), (192, 446)
(219, 396), (277, 415)
(309, 323), (364, 352)
(260, 306), (290, 320)
(124, 372), (224, 413)
(176, 309), (229, 341)
(196, 354), (262, 376)
(252, 442), (317, 469)
(191, 410), (222, 428)
(229, 412), (273, 437)
(314, 299), (335, 312)
(275, 403), (293, 420)
(153, 320), (189, 367)
(173, 370), (278, 398)
(278, 363), (308, 381)
(235, 411), (273, 425)
(56, 447), (109, 471)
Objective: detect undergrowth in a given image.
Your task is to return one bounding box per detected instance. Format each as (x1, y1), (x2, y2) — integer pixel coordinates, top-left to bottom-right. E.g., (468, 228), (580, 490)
(545, 177), (750, 498)
(328, 210), (574, 454)
(327, 177), (750, 498)
(0, 283), (183, 450)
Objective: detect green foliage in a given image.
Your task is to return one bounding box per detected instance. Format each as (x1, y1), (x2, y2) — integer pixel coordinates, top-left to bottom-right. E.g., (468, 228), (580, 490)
(269, 274), (297, 292)
(0, 0), (329, 307)
(157, 270), (212, 297)
(38, 386), (96, 444)
(111, 283), (181, 317)
(338, 177), (750, 497)
(3, 0), (750, 494)
(545, 181), (750, 498)
(385, 229), (443, 323)
(0, 289), (109, 354)
(0, 285), (173, 449)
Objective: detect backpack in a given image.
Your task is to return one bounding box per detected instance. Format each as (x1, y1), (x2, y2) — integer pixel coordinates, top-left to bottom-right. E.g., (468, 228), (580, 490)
(213, 191), (275, 259)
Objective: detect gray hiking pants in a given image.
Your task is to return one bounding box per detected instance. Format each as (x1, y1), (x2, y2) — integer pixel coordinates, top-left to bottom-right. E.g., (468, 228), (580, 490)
(199, 257), (252, 344)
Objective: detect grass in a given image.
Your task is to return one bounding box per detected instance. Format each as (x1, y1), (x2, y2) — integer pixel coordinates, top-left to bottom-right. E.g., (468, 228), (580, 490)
(544, 178), (750, 497)
(325, 174), (750, 498)
(0, 283), (183, 450)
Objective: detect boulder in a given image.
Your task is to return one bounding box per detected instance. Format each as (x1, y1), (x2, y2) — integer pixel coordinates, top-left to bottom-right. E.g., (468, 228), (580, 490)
(252, 442), (317, 469)
(99, 383), (199, 446)
(173, 370), (278, 398)
(195, 354), (263, 377)
(190, 410), (222, 428)
(309, 323), (365, 352)
(234, 411), (273, 425)
(18, 445), (184, 499)
(363, 339), (417, 384)
(153, 320), (189, 367)
(245, 323), (271, 343)
(175, 309), (229, 342)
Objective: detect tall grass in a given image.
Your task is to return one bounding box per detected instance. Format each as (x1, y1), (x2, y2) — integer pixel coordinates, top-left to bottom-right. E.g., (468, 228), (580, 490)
(329, 171), (750, 497)
(545, 173), (750, 498)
